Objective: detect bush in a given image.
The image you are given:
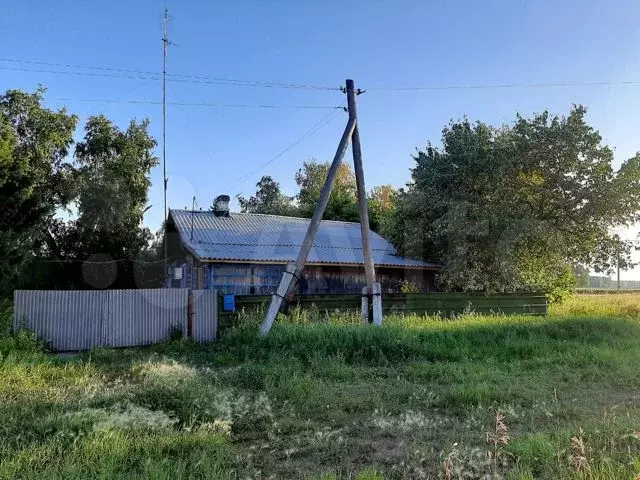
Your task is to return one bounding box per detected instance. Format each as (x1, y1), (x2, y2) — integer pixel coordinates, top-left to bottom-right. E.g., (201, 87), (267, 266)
(0, 328), (50, 356)
(0, 299), (11, 335)
(0, 300), (50, 357)
(164, 325), (184, 343)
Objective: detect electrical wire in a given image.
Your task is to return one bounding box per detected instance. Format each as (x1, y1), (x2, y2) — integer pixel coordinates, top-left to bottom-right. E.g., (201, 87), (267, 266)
(5, 58), (640, 91)
(50, 97), (341, 109)
(35, 257), (171, 264)
(0, 60), (339, 90)
(231, 105), (345, 190)
(366, 80), (640, 91)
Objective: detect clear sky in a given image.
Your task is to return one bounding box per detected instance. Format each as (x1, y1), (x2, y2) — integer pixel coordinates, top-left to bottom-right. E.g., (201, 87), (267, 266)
(2, 0), (639, 279)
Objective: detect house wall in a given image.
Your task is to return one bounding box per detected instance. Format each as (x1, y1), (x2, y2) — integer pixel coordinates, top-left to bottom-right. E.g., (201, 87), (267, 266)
(168, 261), (436, 294)
(299, 265), (436, 294)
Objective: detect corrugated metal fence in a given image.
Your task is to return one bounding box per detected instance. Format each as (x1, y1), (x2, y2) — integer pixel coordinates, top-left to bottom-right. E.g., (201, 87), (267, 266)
(192, 290), (218, 343)
(13, 289), (217, 351)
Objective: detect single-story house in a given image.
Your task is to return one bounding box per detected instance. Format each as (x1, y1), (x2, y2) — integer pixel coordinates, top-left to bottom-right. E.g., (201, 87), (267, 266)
(165, 198), (439, 295)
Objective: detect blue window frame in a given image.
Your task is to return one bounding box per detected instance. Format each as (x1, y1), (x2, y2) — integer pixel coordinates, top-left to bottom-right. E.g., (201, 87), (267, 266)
(209, 263), (284, 295)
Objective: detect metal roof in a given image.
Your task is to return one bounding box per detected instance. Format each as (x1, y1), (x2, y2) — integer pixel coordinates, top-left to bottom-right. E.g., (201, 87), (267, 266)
(169, 209), (439, 269)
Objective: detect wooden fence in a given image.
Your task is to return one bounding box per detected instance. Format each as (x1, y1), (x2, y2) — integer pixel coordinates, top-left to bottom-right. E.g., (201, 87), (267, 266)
(218, 292), (547, 329)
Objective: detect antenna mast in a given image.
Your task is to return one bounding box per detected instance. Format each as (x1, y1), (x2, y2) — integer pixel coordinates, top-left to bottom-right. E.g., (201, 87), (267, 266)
(162, 5), (169, 278)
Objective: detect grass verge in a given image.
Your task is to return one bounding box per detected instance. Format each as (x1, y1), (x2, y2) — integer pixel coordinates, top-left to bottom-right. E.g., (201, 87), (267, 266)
(0, 295), (640, 478)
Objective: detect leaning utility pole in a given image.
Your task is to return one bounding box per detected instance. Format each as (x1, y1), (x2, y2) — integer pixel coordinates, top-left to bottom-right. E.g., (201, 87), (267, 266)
(162, 6), (170, 278)
(260, 79), (382, 335)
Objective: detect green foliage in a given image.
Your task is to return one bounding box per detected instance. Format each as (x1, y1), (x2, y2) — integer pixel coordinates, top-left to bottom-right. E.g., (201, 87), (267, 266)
(164, 325), (184, 343)
(236, 175), (296, 216)
(390, 106), (640, 297)
(295, 159), (360, 222)
(0, 89), (161, 291)
(0, 88), (77, 295)
(236, 162), (397, 232)
(399, 280), (419, 294)
(0, 328), (49, 356)
(367, 184), (397, 233)
(574, 265), (591, 288)
(1, 299), (640, 478)
(549, 292), (640, 316)
(59, 115), (158, 263)
(0, 299), (11, 335)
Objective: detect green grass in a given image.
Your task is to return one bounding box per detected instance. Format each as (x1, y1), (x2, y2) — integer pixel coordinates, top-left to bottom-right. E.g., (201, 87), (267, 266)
(549, 292), (640, 317)
(1, 295), (640, 478)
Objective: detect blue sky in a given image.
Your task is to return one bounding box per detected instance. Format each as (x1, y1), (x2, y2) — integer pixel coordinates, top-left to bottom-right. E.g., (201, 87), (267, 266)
(2, 0), (640, 279)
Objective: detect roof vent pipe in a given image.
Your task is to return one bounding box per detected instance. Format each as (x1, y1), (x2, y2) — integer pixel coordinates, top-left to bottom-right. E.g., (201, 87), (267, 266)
(213, 194), (230, 217)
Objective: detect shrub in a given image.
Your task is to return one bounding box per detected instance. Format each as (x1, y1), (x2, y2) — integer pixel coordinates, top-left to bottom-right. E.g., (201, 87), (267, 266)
(0, 328), (50, 356)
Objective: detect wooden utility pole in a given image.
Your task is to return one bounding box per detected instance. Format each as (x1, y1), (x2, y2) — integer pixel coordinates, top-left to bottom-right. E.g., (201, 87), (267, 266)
(260, 108), (356, 335)
(260, 78), (382, 335)
(615, 234), (621, 291)
(617, 250), (621, 291)
(346, 80), (381, 325)
(347, 80), (375, 289)
(162, 6), (169, 279)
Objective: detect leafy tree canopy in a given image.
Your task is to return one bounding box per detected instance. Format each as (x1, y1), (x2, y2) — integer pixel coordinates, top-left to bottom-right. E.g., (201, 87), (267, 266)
(57, 115), (158, 261)
(0, 88), (160, 293)
(295, 160), (360, 222)
(388, 106), (640, 298)
(236, 160), (396, 231)
(367, 184), (397, 233)
(236, 175), (295, 216)
(0, 88), (77, 292)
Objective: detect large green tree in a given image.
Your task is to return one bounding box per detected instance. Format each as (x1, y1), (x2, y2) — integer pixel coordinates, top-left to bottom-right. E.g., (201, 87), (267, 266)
(237, 162), (396, 231)
(367, 184), (397, 233)
(0, 89), (77, 293)
(295, 159), (360, 222)
(389, 106), (640, 299)
(58, 115), (158, 261)
(236, 175), (295, 216)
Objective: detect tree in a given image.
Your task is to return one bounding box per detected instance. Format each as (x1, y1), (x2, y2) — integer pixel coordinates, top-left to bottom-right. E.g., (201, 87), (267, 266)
(0, 89), (77, 294)
(59, 115), (158, 261)
(237, 164), (397, 230)
(236, 176), (295, 216)
(573, 265), (590, 288)
(295, 159), (360, 222)
(390, 106), (640, 299)
(367, 184), (397, 233)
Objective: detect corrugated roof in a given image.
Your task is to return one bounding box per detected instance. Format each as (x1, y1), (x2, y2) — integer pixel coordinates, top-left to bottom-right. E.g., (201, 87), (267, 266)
(169, 209), (439, 269)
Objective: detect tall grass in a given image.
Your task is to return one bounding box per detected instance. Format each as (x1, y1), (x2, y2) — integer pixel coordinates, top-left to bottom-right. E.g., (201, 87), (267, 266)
(1, 293), (640, 478)
(0, 299), (12, 335)
(550, 292), (640, 317)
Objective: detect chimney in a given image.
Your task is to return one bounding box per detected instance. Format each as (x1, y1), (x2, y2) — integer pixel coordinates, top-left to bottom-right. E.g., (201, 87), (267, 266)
(213, 194), (230, 217)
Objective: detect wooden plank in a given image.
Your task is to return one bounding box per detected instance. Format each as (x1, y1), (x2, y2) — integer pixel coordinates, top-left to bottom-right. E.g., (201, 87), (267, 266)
(223, 292), (547, 326)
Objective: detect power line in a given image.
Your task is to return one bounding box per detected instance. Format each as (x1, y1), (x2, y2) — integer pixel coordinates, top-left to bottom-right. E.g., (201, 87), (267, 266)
(231, 106), (345, 190)
(36, 257), (170, 264)
(366, 80), (640, 91)
(0, 65), (165, 82)
(51, 97), (342, 109)
(5, 58), (640, 92)
(0, 60), (339, 90)
(0, 57), (163, 77)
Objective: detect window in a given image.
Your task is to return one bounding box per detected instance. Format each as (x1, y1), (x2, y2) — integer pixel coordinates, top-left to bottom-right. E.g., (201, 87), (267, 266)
(209, 264), (284, 295)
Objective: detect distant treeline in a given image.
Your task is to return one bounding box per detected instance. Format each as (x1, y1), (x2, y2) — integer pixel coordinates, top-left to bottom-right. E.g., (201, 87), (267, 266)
(588, 276), (640, 290)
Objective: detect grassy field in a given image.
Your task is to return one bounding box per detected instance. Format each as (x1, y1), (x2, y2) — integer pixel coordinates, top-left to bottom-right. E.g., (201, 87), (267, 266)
(1, 294), (640, 479)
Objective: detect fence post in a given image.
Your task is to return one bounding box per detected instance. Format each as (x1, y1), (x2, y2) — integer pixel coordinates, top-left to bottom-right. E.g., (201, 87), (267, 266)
(187, 289), (194, 339)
